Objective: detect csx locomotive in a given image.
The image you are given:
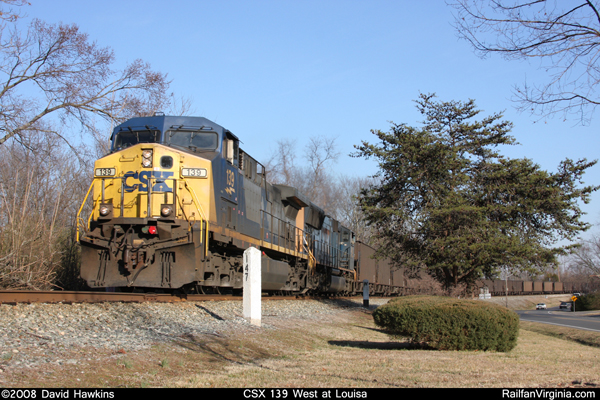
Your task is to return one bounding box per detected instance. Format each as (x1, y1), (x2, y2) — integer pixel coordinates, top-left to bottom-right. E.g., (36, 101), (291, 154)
(77, 115), (362, 294)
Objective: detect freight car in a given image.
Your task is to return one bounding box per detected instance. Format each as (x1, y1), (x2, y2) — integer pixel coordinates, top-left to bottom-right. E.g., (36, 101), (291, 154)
(354, 241), (405, 296)
(77, 115), (405, 296)
(475, 279), (595, 297)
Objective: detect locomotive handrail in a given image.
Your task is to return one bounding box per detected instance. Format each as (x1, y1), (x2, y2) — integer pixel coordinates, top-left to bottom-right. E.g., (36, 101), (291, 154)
(76, 180), (96, 242)
(303, 235), (317, 275)
(182, 181), (209, 256)
(260, 210), (302, 255)
(259, 209), (354, 272)
(306, 235), (345, 270)
(183, 181), (208, 223)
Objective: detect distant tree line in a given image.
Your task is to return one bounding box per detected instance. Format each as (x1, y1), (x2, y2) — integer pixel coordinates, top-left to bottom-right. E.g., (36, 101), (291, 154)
(562, 232), (600, 281)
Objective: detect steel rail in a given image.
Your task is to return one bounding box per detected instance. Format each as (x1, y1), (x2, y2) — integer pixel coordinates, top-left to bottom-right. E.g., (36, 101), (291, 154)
(0, 290), (314, 304)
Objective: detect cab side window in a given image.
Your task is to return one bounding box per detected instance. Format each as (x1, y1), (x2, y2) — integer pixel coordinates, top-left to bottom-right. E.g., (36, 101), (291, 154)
(223, 133), (239, 167)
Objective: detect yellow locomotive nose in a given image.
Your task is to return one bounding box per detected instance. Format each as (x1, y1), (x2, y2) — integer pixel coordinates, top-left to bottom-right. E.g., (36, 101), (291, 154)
(78, 129), (214, 289)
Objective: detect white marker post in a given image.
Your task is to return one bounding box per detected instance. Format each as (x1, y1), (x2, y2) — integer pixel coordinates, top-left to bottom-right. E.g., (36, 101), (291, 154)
(363, 280), (369, 308)
(243, 247), (261, 326)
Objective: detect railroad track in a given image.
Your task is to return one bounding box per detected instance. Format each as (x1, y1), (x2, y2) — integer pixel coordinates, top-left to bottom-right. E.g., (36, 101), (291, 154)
(0, 290), (308, 304)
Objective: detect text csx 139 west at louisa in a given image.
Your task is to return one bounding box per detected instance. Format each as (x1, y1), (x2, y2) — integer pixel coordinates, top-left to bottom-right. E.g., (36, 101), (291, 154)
(243, 390), (368, 399)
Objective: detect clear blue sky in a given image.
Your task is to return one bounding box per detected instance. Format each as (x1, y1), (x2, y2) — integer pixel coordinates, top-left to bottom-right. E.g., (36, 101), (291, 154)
(21, 0), (600, 241)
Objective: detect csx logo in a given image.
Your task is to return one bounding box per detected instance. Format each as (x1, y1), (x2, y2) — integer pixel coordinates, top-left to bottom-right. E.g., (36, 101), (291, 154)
(124, 171), (174, 192)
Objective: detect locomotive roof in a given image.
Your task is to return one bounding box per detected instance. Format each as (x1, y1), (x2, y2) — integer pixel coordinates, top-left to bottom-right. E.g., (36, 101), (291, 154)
(111, 115), (238, 140)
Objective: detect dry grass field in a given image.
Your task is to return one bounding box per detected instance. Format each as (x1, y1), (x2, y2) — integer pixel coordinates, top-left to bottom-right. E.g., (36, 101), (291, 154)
(4, 295), (600, 388)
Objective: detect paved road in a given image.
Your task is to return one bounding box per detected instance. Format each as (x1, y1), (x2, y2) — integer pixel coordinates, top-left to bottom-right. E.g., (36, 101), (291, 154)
(517, 307), (600, 333)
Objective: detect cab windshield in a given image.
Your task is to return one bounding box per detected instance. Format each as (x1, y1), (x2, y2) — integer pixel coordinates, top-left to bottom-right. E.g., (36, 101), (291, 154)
(167, 129), (218, 152)
(113, 129), (160, 150)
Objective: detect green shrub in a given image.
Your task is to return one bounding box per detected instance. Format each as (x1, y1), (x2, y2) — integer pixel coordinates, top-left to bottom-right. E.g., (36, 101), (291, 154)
(575, 292), (600, 311)
(373, 296), (519, 352)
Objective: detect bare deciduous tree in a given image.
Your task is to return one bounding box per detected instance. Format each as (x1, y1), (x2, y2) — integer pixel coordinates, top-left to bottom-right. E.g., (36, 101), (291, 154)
(0, 0), (28, 23)
(264, 138), (299, 186)
(450, 0), (600, 124)
(0, 1), (178, 289)
(303, 136), (340, 200)
(336, 175), (377, 244)
(0, 17), (170, 148)
(0, 132), (90, 289)
(565, 233), (600, 277)
(264, 135), (342, 217)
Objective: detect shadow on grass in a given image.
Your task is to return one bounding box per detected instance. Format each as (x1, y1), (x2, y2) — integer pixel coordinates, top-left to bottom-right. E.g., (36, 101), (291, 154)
(328, 340), (424, 350)
(172, 332), (274, 365)
(314, 298), (385, 312)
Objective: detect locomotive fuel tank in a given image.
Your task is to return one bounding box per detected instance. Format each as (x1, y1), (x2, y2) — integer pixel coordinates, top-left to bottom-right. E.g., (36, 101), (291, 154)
(261, 256), (291, 291)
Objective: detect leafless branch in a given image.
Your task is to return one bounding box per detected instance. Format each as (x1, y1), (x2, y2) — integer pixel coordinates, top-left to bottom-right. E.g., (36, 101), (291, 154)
(450, 0), (600, 123)
(0, 19), (171, 146)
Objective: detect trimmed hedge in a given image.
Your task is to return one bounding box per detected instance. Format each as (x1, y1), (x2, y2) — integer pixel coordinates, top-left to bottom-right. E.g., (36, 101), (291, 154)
(373, 296), (519, 352)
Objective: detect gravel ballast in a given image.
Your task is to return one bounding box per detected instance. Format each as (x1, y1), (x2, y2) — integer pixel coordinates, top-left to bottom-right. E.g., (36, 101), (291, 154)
(0, 298), (388, 374)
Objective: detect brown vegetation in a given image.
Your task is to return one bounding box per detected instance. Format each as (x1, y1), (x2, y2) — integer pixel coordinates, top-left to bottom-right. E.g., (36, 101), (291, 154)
(0, 1), (173, 290)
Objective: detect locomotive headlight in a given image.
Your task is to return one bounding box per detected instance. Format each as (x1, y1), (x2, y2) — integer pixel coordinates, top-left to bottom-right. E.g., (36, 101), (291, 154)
(142, 149), (153, 168)
(161, 205), (173, 217)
